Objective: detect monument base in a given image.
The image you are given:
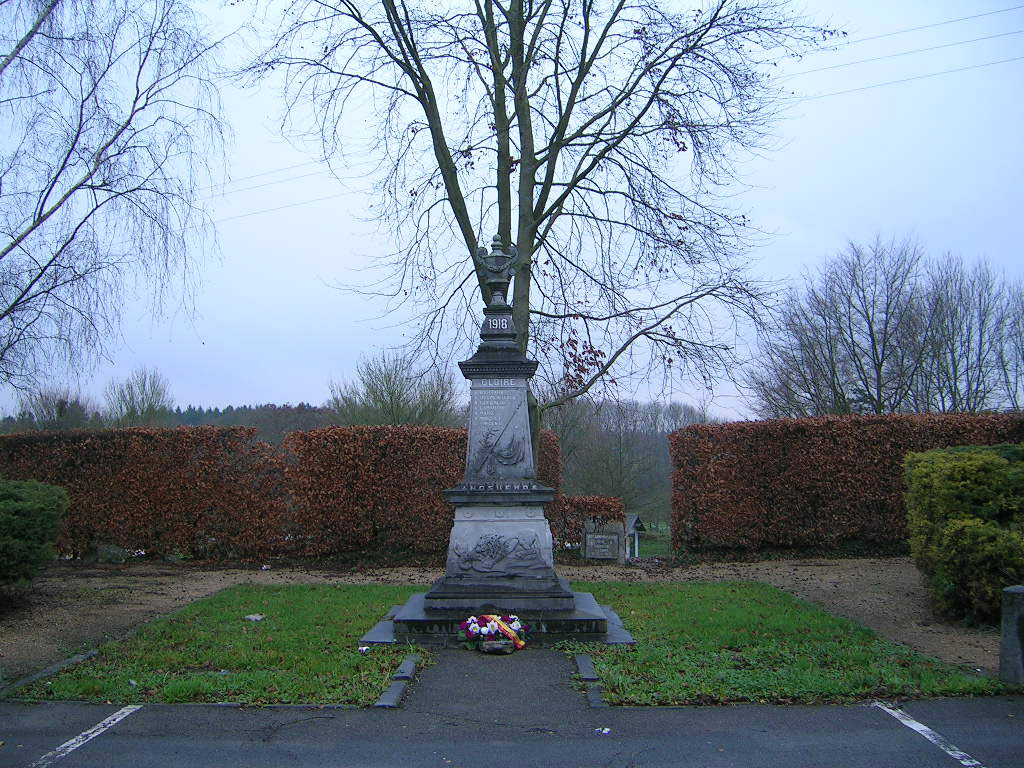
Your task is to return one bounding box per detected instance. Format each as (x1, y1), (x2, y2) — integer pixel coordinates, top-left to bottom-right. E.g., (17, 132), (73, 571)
(360, 591), (635, 647)
(424, 574), (576, 612)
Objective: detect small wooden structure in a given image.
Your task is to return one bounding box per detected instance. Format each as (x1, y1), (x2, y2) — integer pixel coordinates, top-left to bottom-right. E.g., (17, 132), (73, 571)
(625, 513), (646, 558)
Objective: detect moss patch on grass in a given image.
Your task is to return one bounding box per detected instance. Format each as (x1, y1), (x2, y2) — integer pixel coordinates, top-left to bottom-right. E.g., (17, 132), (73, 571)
(21, 584), (427, 706)
(563, 581), (1013, 705)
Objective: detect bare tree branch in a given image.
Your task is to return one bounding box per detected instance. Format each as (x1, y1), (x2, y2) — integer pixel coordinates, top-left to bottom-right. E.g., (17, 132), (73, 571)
(246, 0), (834, 420)
(0, 0), (225, 389)
(746, 238), (1023, 417)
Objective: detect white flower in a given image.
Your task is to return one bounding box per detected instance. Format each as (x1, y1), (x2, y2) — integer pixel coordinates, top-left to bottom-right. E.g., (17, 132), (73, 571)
(510, 620), (522, 631)
(508, 615), (519, 622)
(469, 622), (479, 633)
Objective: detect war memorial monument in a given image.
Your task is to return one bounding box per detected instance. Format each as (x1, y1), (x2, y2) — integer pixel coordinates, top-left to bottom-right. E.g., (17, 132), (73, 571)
(363, 236), (632, 647)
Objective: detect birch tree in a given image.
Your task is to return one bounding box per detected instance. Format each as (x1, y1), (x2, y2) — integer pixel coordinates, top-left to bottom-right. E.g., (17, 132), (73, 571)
(0, 0), (224, 389)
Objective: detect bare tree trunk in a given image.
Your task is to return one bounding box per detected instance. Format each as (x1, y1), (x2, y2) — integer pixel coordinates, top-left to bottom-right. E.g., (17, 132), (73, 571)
(248, 0), (832, 414)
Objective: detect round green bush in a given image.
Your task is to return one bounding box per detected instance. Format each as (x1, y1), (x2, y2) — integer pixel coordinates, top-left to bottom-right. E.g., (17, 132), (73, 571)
(905, 444), (1024, 623)
(934, 517), (1024, 624)
(0, 479), (68, 585)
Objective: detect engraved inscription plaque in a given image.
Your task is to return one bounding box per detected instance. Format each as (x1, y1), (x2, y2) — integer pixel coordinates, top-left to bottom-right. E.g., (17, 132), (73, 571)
(466, 377), (534, 481)
(584, 533), (619, 560)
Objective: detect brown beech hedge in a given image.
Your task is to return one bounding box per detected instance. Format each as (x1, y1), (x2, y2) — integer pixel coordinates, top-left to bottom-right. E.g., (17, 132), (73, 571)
(548, 495), (626, 549)
(281, 426), (560, 557)
(669, 413), (1024, 555)
(0, 428), (288, 559)
(0, 425), (565, 560)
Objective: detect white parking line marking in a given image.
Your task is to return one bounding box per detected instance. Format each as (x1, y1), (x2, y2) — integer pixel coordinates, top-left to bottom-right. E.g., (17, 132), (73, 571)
(29, 705), (143, 767)
(873, 701), (986, 768)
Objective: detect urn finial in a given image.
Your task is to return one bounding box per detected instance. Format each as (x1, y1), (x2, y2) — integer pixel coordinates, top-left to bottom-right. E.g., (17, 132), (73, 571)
(480, 234), (516, 306)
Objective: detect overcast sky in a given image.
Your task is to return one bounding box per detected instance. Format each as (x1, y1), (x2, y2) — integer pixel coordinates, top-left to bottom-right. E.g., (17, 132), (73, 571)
(5, 0), (1022, 418)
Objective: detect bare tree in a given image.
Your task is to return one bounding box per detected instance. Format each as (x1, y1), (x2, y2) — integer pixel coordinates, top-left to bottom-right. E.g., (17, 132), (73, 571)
(747, 239), (1023, 417)
(915, 257), (1008, 413)
(748, 238), (932, 417)
(17, 385), (101, 430)
(1000, 290), (1024, 411)
(0, 0), (225, 390)
(544, 394), (711, 528)
(746, 285), (854, 417)
(103, 366), (175, 426)
(327, 351), (464, 426)
(248, 0), (833, 434)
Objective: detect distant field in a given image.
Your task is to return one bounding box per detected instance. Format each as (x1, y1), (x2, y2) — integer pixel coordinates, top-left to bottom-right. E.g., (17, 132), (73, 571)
(638, 532), (672, 558)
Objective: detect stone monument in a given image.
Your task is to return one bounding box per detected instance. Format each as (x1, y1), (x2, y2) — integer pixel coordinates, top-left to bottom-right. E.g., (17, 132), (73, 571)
(424, 234), (574, 614)
(362, 235), (632, 646)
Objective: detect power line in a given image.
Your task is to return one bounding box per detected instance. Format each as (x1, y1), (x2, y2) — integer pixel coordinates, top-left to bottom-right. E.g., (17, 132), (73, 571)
(213, 59), (1024, 221)
(213, 191), (350, 224)
(798, 54), (1024, 102)
(843, 4), (1024, 47)
(199, 169), (332, 201)
(197, 8), (1024, 222)
(197, 160), (323, 193)
(783, 29), (1024, 79)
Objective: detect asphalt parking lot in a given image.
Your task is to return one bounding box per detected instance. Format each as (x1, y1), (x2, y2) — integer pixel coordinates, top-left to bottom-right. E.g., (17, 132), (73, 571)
(2, 650), (1021, 768)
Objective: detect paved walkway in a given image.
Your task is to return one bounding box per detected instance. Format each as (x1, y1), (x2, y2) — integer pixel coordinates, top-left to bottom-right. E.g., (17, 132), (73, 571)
(1, 650), (1022, 767)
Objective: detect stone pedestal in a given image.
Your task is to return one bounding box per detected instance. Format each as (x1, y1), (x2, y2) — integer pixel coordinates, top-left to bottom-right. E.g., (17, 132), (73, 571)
(425, 503), (575, 612)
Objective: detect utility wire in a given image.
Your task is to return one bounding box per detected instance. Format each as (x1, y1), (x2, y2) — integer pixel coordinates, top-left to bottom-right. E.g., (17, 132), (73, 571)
(798, 54), (1024, 101)
(196, 160), (323, 193)
(213, 191), (350, 224)
(196, 7), (1024, 222)
(782, 29), (1024, 79)
(193, 6), (1024, 200)
(211, 56), (1024, 221)
(843, 4), (1024, 46)
(199, 169), (331, 201)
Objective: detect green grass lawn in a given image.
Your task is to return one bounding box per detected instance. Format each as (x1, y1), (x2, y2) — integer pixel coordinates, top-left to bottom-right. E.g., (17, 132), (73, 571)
(18, 580), (1014, 707)
(20, 584), (428, 706)
(561, 581), (1012, 705)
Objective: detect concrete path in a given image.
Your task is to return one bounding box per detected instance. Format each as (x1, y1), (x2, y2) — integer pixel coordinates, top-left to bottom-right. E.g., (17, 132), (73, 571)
(1, 651), (1021, 767)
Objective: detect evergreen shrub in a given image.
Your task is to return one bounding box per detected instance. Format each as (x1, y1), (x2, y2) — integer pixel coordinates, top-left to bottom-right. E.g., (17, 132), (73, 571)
(0, 479), (69, 584)
(905, 444), (1024, 623)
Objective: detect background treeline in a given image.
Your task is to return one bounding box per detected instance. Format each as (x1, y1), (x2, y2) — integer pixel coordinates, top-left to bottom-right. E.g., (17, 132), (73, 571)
(0, 358), (712, 530)
(545, 398), (716, 532)
(748, 238), (1024, 417)
(3, 239), (1018, 532)
(0, 390), (335, 446)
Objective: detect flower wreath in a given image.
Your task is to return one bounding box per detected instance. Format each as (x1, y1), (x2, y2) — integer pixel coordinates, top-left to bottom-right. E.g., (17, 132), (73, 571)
(459, 614), (529, 650)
